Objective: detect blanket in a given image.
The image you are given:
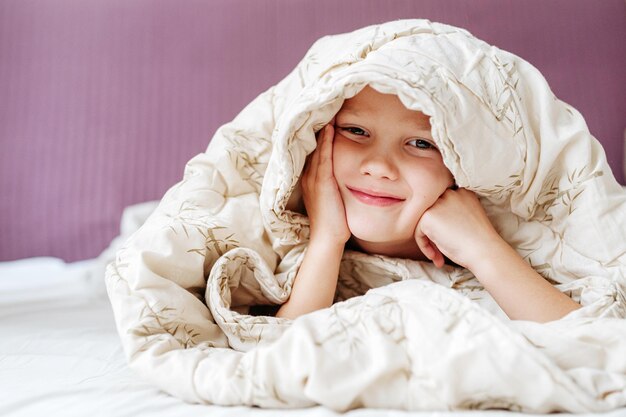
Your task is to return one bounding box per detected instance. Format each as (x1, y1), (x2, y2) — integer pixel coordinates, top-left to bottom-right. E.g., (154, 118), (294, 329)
(105, 19), (626, 412)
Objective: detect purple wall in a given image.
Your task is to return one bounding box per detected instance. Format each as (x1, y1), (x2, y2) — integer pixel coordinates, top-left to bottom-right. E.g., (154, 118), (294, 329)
(1, 0), (625, 262)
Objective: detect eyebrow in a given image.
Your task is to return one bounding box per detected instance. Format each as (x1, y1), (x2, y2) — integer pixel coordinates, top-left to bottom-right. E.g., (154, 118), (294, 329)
(338, 108), (362, 117)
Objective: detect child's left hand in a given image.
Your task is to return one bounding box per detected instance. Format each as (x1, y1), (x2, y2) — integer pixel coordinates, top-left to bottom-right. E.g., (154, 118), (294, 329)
(414, 188), (504, 270)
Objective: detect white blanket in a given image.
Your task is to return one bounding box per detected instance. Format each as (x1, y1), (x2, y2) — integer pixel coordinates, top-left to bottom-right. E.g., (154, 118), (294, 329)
(104, 19), (626, 412)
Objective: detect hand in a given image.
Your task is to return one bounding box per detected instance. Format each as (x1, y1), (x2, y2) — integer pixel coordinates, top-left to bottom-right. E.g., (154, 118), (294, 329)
(302, 121), (351, 246)
(414, 188), (504, 270)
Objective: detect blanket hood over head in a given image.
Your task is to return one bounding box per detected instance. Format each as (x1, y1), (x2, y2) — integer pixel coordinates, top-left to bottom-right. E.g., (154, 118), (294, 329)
(105, 19), (626, 412)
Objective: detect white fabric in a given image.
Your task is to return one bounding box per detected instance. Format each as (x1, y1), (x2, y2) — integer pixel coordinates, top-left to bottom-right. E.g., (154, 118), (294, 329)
(104, 19), (626, 412)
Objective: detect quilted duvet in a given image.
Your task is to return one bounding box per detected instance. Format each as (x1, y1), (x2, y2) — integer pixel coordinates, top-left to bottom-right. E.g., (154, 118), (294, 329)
(105, 19), (626, 412)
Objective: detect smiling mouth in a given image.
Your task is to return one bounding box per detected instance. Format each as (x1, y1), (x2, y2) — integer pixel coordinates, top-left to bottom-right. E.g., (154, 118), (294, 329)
(347, 186), (405, 207)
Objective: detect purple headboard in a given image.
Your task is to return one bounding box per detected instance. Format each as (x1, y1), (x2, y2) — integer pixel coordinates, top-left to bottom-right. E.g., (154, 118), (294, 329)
(1, 0), (625, 262)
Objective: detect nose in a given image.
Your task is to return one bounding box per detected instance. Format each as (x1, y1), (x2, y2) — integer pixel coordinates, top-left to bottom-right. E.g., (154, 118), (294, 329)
(359, 147), (398, 180)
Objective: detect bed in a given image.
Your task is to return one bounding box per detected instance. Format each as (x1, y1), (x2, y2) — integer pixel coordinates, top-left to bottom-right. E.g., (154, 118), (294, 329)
(1, 1), (625, 416)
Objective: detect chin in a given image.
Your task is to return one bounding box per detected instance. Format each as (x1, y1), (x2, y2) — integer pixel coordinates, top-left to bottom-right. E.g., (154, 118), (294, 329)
(347, 219), (379, 242)
(350, 231), (387, 244)
(347, 218), (407, 244)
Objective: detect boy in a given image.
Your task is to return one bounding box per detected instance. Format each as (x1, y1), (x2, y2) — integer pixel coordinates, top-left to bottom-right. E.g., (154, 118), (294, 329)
(276, 85), (581, 322)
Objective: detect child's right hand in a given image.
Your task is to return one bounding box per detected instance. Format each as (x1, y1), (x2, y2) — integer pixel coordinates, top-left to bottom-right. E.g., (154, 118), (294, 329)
(302, 122), (351, 246)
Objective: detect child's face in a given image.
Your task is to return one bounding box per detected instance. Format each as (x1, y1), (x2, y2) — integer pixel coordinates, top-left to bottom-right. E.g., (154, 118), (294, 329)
(333, 86), (454, 246)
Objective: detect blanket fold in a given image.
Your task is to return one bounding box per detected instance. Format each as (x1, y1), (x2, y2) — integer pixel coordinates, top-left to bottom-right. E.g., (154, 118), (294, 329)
(105, 19), (626, 411)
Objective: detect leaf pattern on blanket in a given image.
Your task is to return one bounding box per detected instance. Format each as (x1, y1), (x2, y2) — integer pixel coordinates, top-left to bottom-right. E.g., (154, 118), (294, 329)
(224, 130), (271, 192)
(533, 167), (604, 222)
(486, 54), (523, 135)
(133, 303), (202, 351)
(206, 251), (289, 351)
(228, 149), (265, 191)
(163, 201), (240, 265)
(189, 226), (239, 258)
(458, 397), (523, 412)
(335, 255), (402, 303)
(313, 292), (411, 377)
(473, 174), (522, 198)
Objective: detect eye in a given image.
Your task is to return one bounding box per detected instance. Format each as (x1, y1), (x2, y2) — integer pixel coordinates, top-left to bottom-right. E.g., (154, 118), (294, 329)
(339, 126), (369, 137)
(406, 138), (436, 150)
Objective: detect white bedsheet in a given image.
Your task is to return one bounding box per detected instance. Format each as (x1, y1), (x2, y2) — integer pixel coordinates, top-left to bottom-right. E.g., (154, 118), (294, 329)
(1, 256), (625, 417)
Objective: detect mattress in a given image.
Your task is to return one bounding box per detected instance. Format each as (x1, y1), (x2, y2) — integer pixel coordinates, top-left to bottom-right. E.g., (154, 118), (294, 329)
(1, 256), (625, 417)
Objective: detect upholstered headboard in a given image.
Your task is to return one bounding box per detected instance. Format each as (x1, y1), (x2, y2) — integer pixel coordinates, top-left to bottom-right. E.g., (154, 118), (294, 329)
(1, 0), (624, 262)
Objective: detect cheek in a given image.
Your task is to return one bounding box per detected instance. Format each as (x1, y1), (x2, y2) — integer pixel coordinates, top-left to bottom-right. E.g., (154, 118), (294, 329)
(404, 164), (452, 200)
(332, 140), (353, 180)
(435, 156), (455, 186)
(439, 162), (454, 186)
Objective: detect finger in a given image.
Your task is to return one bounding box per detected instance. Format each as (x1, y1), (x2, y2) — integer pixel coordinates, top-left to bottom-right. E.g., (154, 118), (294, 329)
(306, 127), (325, 180)
(424, 238), (445, 268)
(415, 229), (445, 268)
(311, 125), (332, 177)
(301, 153), (313, 185)
(415, 233), (435, 260)
(318, 125), (335, 179)
(429, 242), (445, 268)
